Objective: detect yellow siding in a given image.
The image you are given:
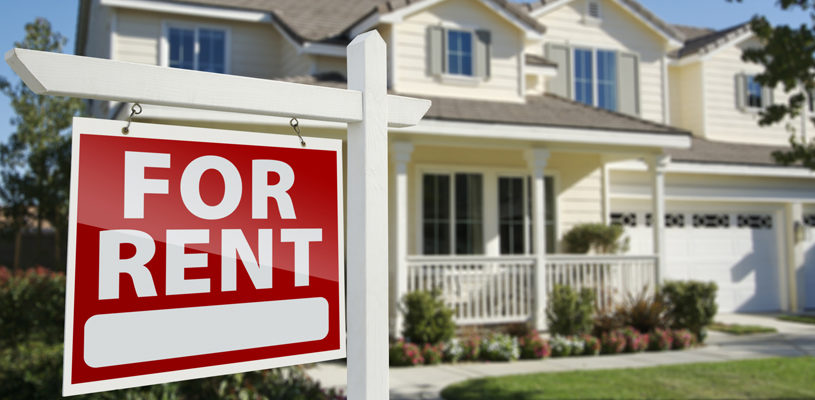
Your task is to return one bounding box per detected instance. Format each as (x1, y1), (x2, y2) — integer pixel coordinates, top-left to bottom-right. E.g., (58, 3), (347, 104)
(669, 62), (704, 136)
(549, 153), (604, 236)
(394, 0), (524, 102)
(534, 0), (669, 124)
(702, 42), (793, 145)
(313, 56), (346, 75)
(115, 9), (281, 79)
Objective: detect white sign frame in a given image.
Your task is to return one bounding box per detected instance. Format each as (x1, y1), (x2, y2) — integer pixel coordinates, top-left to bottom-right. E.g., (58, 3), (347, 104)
(63, 117), (346, 396)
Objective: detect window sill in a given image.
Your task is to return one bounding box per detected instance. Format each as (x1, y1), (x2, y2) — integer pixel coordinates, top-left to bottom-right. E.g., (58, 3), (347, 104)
(438, 74), (482, 87)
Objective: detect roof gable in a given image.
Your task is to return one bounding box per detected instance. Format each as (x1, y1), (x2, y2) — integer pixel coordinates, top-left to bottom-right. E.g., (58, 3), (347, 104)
(523, 0), (685, 46)
(671, 22), (753, 60)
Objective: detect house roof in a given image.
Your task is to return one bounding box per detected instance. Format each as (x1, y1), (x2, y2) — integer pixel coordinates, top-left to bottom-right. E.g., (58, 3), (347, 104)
(517, 0), (685, 43)
(282, 72), (689, 136)
(671, 22), (752, 59)
(154, 0), (545, 44)
(667, 137), (787, 166)
(525, 54), (558, 67)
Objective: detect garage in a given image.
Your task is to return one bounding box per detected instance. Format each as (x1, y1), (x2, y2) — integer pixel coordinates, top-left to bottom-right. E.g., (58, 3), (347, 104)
(612, 201), (783, 313)
(801, 211), (815, 310)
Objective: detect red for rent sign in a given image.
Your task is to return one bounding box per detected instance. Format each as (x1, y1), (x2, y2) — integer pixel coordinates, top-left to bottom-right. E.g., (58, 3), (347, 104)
(63, 118), (345, 396)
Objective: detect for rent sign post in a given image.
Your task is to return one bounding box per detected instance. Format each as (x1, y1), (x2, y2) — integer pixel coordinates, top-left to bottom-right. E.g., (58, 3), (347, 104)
(63, 118), (345, 395)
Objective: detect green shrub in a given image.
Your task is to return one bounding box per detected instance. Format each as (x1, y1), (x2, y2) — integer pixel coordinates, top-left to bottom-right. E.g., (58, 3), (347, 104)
(422, 343), (443, 365)
(581, 334), (601, 356)
(442, 338), (464, 363)
(671, 329), (696, 350)
(661, 281), (718, 341)
(460, 336), (481, 361)
(389, 340), (424, 366)
(0, 266), (65, 346)
(618, 288), (669, 334)
(547, 285), (595, 336)
(174, 367), (345, 400)
(400, 290), (456, 345)
(0, 341), (63, 399)
(620, 327), (648, 353)
(518, 333), (550, 359)
(648, 328), (674, 351)
(562, 223), (628, 254)
(600, 330), (626, 354)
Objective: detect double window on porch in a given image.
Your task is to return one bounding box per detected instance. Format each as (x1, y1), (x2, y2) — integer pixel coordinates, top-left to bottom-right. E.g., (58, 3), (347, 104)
(421, 173), (555, 256)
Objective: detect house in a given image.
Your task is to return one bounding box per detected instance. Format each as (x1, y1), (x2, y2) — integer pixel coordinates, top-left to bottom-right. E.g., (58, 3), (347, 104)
(76, 0), (815, 334)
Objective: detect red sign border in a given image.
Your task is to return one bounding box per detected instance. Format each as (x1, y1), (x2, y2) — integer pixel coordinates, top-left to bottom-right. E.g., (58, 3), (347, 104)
(62, 117), (346, 396)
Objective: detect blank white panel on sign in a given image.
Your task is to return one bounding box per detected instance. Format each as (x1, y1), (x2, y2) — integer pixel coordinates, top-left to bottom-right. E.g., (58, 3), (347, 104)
(84, 298), (329, 368)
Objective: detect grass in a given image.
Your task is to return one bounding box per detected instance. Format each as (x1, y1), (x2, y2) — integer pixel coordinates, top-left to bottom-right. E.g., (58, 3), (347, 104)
(440, 357), (815, 400)
(777, 314), (815, 325)
(708, 322), (777, 335)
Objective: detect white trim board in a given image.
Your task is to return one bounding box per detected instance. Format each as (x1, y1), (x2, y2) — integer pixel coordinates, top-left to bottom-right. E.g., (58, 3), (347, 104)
(610, 159), (815, 179)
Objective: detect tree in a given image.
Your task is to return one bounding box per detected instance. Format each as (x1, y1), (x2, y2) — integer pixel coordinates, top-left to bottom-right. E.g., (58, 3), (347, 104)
(0, 18), (84, 269)
(728, 1), (815, 168)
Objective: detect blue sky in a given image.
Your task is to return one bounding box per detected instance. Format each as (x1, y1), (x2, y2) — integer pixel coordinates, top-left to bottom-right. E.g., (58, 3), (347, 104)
(0, 1), (811, 144)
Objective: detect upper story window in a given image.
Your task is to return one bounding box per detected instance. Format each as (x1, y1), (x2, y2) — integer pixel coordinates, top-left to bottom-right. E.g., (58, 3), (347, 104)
(165, 25), (228, 73)
(427, 26), (491, 80)
(736, 73), (773, 111)
(573, 48), (618, 111)
(447, 30), (473, 76)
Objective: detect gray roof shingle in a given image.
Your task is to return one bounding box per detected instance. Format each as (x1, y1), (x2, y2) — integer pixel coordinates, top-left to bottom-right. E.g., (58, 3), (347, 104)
(667, 137), (786, 166)
(167, 0), (545, 43)
(671, 22), (751, 59)
(282, 73), (688, 135)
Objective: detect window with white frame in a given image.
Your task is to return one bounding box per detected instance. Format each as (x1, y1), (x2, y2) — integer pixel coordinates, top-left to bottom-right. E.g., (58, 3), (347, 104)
(167, 26), (227, 73)
(422, 173), (483, 255)
(574, 48), (618, 111)
(447, 30), (474, 76)
(498, 176), (556, 255)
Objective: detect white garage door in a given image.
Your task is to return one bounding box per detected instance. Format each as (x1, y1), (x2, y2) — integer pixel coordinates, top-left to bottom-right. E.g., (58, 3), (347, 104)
(613, 203), (782, 313)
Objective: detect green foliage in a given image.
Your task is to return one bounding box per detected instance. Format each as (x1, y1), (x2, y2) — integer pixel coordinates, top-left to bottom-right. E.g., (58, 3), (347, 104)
(0, 18), (85, 269)
(400, 290), (456, 345)
(389, 340), (424, 366)
(518, 333), (550, 359)
(0, 266), (65, 347)
(618, 288), (670, 334)
(777, 314), (815, 324)
(661, 281), (718, 341)
(546, 285), (595, 336)
(0, 341), (63, 399)
(478, 333), (519, 362)
(562, 223), (628, 254)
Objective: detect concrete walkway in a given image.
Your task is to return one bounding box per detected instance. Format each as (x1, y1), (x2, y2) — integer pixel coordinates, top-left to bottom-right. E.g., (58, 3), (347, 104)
(306, 314), (815, 400)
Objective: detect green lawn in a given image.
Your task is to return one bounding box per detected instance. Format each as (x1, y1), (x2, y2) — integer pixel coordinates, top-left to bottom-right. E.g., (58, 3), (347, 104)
(441, 357), (815, 400)
(708, 322), (777, 335)
(777, 315), (815, 325)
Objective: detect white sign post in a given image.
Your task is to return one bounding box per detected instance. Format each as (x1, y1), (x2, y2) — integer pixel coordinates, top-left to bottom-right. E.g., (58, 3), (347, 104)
(6, 31), (430, 399)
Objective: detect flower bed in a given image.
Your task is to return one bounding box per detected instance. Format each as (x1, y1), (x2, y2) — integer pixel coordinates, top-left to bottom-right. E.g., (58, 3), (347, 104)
(390, 327), (700, 366)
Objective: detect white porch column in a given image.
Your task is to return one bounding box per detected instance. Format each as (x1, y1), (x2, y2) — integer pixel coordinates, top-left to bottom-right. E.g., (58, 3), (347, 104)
(526, 148), (550, 331)
(785, 202), (804, 312)
(648, 155), (670, 285)
(391, 141), (413, 337)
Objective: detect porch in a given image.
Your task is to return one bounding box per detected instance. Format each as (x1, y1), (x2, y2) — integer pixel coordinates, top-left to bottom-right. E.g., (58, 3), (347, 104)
(388, 141), (672, 333)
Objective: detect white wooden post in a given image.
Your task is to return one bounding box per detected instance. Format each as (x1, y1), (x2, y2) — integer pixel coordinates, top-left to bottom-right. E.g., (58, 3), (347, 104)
(391, 141), (413, 337)
(526, 149), (550, 331)
(649, 154), (669, 286)
(346, 31), (389, 400)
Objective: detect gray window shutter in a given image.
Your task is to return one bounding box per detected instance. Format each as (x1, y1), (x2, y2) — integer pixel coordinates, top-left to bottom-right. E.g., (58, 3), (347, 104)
(735, 73), (746, 110)
(617, 52), (640, 116)
(427, 26), (444, 76)
(475, 29), (491, 79)
(545, 43), (571, 98)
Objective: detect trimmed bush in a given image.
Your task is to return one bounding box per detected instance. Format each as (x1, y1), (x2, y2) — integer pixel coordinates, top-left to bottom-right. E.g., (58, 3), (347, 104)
(648, 328), (674, 351)
(562, 223), (628, 254)
(547, 285), (596, 336)
(422, 343), (443, 365)
(672, 329), (696, 350)
(0, 266), (65, 347)
(662, 281), (718, 341)
(389, 340), (424, 366)
(460, 336), (482, 361)
(518, 333), (551, 359)
(401, 290), (456, 346)
(479, 333), (519, 362)
(174, 367), (346, 400)
(581, 334), (601, 356)
(600, 330), (626, 354)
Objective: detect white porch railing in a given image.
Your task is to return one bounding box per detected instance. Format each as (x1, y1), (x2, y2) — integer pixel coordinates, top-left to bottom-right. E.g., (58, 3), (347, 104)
(404, 254), (657, 325)
(405, 256), (536, 325)
(545, 255), (658, 310)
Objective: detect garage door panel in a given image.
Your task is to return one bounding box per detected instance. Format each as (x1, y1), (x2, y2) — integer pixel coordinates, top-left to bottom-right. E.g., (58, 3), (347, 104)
(613, 205), (781, 313)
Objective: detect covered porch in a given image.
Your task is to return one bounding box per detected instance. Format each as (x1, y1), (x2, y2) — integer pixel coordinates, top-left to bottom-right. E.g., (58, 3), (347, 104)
(388, 140), (673, 333)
